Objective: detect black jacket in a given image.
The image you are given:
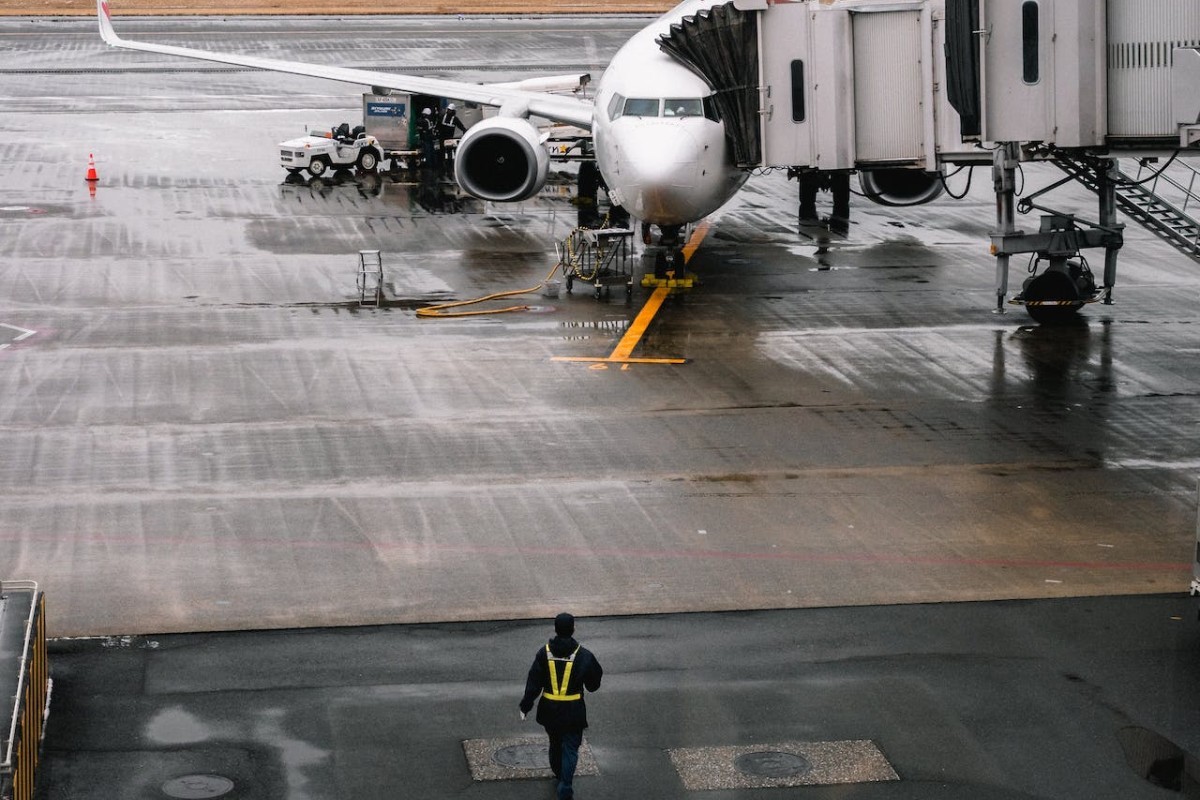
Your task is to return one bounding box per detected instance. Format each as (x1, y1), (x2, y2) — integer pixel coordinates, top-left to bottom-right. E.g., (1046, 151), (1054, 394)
(438, 110), (466, 138)
(519, 635), (603, 732)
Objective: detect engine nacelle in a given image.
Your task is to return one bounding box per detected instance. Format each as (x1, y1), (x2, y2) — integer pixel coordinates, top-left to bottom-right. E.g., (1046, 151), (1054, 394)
(858, 168), (944, 207)
(453, 117), (550, 203)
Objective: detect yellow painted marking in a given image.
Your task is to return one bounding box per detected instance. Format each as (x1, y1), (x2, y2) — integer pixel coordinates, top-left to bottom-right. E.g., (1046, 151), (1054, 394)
(552, 220), (711, 367)
(611, 285), (672, 360)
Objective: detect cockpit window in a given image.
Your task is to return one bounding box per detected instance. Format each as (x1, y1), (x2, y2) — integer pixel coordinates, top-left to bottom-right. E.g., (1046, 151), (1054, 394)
(664, 98), (703, 117)
(608, 93), (624, 121)
(622, 98), (661, 117)
(617, 97), (714, 120)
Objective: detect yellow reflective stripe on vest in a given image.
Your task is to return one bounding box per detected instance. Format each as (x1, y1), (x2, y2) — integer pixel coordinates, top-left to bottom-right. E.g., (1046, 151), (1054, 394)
(544, 644), (582, 701)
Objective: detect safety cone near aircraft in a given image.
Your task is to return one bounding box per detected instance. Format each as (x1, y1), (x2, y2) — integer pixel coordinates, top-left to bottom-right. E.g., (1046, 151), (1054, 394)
(85, 153), (98, 182)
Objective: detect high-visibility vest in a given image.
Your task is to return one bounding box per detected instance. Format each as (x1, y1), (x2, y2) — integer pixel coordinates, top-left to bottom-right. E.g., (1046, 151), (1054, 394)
(543, 644), (582, 701)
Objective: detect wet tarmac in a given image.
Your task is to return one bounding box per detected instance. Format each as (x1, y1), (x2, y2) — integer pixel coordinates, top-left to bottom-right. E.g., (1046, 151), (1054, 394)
(3, 16), (1198, 637)
(1, 14), (1199, 798)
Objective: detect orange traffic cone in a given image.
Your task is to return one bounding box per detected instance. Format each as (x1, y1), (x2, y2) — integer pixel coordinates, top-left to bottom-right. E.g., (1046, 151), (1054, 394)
(85, 153), (98, 182)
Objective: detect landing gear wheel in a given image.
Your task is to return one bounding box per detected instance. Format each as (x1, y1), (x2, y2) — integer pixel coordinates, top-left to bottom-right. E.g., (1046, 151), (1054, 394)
(662, 248), (684, 277)
(307, 158), (329, 177)
(357, 149), (379, 172)
(654, 251), (668, 279)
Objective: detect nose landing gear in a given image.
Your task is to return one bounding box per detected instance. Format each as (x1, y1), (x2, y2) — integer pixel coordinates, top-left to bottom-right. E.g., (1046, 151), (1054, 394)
(652, 224), (686, 279)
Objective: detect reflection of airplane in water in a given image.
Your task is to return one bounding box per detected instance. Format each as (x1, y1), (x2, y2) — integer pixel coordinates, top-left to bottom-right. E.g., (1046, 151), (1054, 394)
(280, 168), (606, 219)
(281, 169), (474, 214)
(96, 0), (941, 275)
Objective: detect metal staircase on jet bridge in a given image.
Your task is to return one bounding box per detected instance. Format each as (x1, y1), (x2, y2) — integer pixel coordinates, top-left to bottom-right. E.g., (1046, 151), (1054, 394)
(1049, 153), (1200, 262)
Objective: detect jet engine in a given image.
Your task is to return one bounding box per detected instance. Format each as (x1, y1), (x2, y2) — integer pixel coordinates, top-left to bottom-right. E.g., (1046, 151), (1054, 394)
(858, 168), (944, 207)
(453, 117), (550, 203)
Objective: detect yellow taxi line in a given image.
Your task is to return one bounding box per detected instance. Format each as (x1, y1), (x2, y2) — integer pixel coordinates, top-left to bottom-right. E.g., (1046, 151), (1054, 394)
(553, 220), (710, 366)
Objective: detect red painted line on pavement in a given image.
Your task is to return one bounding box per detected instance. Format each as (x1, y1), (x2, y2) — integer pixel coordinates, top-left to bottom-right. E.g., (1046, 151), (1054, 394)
(2, 532), (1188, 573)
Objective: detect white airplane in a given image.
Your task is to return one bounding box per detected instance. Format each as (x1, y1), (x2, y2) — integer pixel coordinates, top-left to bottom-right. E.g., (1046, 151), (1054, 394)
(96, 0), (931, 262)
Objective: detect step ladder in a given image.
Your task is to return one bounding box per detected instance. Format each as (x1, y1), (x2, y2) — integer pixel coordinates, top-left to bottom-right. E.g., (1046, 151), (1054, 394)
(1050, 153), (1200, 262)
(357, 249), (383, 306)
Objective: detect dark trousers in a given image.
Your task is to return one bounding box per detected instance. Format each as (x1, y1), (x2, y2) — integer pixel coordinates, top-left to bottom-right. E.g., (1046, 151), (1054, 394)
(547, 728), (583, 799)
(798, 171), (851, 221)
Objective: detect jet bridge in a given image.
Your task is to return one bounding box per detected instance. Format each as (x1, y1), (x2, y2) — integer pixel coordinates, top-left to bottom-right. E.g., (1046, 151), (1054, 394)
(659, 0), (1200, 320)
(679, 0), (1200, 169)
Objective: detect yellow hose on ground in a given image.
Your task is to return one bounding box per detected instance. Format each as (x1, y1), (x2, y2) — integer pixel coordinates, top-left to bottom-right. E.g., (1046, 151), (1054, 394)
(416, 220), (615, 319)
(415, 261), (563, 318)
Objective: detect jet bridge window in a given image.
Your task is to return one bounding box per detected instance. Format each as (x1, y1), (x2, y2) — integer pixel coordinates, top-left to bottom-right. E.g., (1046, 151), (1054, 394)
(623, 98), (661, 117)
(664, 98), (704, 117)
(790, 60), (805, 122)
(1021, 1), (1040, 84)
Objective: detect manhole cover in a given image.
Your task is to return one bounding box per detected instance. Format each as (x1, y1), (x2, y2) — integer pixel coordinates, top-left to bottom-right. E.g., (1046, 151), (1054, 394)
(492, 742), (548, 770)
(161, 774), (235, 798)
(734, 751), (812, 779)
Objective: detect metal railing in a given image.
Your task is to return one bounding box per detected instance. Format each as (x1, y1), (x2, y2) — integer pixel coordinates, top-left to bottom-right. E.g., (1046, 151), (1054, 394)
(1134, 156), (1200, 217)
(1050, 153), (1200, 261)
(1, 581), (48, 800)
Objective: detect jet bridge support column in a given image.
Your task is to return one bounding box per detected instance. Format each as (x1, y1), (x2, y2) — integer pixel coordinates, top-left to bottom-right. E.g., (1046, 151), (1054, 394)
(990, 142), (1021, 313)
(1098, 159), (1120, 304)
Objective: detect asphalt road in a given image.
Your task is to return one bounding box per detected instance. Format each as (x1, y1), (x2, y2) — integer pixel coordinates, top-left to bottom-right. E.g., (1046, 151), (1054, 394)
(37, 596), (1200, 799)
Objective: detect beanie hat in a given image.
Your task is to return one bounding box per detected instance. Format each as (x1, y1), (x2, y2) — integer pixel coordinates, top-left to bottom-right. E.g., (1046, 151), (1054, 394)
(554, 612), (575, 637)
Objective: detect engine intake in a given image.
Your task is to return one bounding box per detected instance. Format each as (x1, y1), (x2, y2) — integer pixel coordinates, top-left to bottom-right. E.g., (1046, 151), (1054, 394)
(858, 168), (944, 207)
(453, 117), (550, 202)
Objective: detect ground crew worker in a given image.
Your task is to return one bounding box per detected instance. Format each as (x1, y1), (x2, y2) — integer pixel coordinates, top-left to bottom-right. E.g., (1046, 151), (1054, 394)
(416, 107), (438, 168)
(438, 103), (467, 171)
(438, 103), (467, 140)
(520, 612), (603, 800)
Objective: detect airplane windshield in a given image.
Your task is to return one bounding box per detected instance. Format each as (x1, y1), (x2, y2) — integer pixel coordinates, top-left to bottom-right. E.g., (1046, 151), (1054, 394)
(622, 98), (660, 117)
(664, 99), (703, 117)
(620, 97), (710, 119)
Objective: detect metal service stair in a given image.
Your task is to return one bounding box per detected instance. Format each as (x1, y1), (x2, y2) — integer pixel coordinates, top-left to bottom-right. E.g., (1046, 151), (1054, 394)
(1050, 153), (1200, 262)
(357, 249), (384, 306)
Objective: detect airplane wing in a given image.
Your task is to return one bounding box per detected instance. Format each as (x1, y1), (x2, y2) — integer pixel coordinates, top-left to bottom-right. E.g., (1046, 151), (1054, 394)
(96, 0), (595, 130)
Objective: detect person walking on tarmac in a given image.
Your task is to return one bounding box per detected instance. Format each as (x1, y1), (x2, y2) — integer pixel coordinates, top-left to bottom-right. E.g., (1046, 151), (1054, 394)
(416, 107), (438, 169)
(520, 612), (603, 800)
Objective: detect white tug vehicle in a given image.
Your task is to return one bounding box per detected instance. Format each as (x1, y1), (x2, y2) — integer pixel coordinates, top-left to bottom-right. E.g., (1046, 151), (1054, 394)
(280, 123), (384, 177)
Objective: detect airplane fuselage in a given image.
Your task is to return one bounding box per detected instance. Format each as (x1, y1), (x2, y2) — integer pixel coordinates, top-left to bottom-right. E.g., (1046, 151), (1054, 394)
(591, 0), (749, 227)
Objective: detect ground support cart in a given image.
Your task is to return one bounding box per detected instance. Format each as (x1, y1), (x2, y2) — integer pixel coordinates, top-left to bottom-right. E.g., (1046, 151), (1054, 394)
(558, 227), (635, 301)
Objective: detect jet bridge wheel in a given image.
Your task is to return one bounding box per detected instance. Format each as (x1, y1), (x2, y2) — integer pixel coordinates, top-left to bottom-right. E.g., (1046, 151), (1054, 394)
(1021, 270), (1086, 325)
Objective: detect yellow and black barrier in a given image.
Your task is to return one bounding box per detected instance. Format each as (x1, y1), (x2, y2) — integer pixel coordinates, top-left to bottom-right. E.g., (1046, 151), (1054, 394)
(1, 582), (48, 800)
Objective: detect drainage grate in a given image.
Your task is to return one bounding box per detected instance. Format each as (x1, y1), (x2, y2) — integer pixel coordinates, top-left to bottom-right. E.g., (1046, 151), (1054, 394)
(492, 742), (552, 770)
(462, 737), (600, 782)
(669, 740), (897, 791)
(734, 750), (812, 779)
(161, 774), (234, 799)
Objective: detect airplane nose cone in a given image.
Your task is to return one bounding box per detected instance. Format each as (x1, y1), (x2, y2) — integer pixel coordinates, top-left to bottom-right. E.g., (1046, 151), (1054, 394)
(615, 123), (703, 223)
